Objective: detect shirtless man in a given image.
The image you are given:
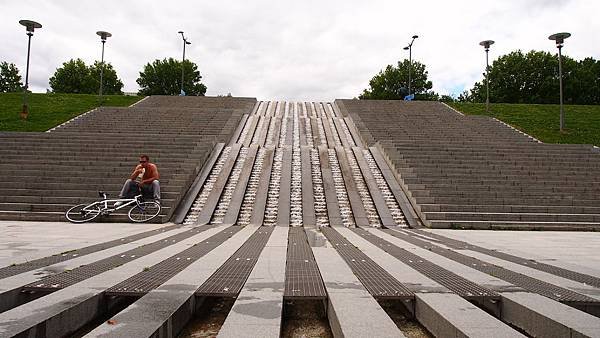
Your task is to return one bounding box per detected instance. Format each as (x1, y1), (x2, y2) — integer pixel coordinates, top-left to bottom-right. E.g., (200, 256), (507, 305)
(117, 155), (160, 205)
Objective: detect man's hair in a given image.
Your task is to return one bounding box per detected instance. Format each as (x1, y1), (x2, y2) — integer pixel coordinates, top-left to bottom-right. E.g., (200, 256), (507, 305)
(140, 155), (150, 161)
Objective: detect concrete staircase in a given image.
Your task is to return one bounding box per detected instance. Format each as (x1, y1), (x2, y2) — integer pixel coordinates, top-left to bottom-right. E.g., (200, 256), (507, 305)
(337, 99), (600, 230)
(0, 96), (256, 222)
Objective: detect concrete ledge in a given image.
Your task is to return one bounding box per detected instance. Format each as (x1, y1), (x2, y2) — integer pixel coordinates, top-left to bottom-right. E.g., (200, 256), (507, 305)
(501, 291), (600, 338)
(415, 293), (524, 338)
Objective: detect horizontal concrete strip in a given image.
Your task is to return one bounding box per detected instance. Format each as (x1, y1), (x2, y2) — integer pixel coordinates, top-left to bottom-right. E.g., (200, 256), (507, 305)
(501, 291), (600, 338)
(218, 226), (288, 338)
(313, 245), (405, 338)
(416, 293), (524, 338)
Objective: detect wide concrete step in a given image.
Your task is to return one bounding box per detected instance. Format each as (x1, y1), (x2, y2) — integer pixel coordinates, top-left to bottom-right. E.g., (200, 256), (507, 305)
(0, 189), (181, 199)
(0, 201), (174, 212)
(0, 180), (185, 191)
(410, 189), (600, 200)
(420, 203), (600, 214)
(404, 177), (600, 186)
(419, 196), (600, 207)
(428, 219), (600, 230)
(0, 210), (169, 222)
(424, 211), (600, 223)
(402, 168), (599, 176)
(409, 184), (600, 194)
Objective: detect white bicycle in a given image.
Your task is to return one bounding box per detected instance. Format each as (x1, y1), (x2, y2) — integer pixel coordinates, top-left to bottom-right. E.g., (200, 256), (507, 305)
(65, 191), (161, 223)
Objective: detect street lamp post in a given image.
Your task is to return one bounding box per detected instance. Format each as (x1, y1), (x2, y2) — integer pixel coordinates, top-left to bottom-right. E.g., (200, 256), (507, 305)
(479, 40), (495, 113)
(178, 31), (191, 96)
(96, 31), (112, 105)
(403, 35), (418, 98)
(549, 32), (571, 132)
(18, 20), (42, 120)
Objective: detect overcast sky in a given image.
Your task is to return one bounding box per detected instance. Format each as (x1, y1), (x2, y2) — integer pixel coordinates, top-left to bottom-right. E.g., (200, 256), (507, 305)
(2, 0), (599, 101)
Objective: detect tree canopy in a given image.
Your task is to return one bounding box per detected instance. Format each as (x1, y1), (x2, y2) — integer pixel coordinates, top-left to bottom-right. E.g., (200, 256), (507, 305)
(49, 58), (124, 94)
(0, 61), (22, 93)
(460, 50), (600, 105)
(360, 59), (434, 100)
(136, 58), (207, 96)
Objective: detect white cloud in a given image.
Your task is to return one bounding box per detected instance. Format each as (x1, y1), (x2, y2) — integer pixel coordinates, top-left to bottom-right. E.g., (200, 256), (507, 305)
(1, 0), (598, 100)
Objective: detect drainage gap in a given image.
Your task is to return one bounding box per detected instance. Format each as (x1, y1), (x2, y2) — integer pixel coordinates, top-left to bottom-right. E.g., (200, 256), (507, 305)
(178, 297), (236, 338)
(71, 295), (138, 338)
(282, 299), (332, 338)
(377, 299), (433, 338)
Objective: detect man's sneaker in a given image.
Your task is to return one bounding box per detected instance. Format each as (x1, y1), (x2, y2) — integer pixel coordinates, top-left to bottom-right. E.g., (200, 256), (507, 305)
(155, 199), (161, 206)
(113, 201), (124, 207)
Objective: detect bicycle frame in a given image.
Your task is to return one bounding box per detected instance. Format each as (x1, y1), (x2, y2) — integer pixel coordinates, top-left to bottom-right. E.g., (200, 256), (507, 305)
(86, 194), (144, 214)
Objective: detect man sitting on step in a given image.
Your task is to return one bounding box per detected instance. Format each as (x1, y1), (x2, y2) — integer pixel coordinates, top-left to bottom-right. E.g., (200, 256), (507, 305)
(115, 155), (161, 206)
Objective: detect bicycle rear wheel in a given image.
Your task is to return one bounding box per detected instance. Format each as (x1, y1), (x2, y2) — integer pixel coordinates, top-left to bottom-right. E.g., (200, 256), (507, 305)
(65, 203), (101, 223)
(128, 201), (161, 223)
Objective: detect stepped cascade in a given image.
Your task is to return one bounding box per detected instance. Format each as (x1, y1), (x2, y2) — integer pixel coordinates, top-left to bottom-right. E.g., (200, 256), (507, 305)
(179, 100), (412, 229)
(0, 97), (600, 338)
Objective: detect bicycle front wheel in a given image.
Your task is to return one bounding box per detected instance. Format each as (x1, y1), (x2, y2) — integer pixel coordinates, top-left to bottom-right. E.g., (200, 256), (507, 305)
(65, 203), (101, 223)
(128, 201), (161, 223)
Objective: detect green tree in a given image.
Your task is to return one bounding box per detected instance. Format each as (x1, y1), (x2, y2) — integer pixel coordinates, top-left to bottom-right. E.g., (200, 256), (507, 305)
(49, 58), (124, 94)
(49, 59), (93, 94)
(0, 62), (23, 93)
(89, 61), (124, 95)
(568, 57), (600, 105)
(360, 60), (433, 100)
(463, 50), (585, 104)
(136, 58), (207, 96)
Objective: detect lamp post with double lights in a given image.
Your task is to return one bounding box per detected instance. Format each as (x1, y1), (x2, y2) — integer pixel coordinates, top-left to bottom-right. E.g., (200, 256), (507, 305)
(548, 32), (571, 132)
(479, 40), (495, 113)
(18, 19), (42, 120)
(178, 31), (191, 95)
(96, 31), (112, 105)
(403, 35), (419, 98)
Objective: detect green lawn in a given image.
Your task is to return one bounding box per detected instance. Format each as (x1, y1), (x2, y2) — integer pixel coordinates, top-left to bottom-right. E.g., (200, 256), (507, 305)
(448, 102), (600, 146)
(0, 93), (143, 132)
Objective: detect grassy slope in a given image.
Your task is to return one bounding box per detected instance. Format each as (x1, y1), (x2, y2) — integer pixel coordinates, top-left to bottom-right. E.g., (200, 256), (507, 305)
(0, 93), (142, 132)
(448, 102), (600, 146)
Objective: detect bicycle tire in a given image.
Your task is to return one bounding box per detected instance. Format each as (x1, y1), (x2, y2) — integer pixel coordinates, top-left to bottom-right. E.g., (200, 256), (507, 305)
(65, 203), (101, 223)
(128, 201), (161, 223)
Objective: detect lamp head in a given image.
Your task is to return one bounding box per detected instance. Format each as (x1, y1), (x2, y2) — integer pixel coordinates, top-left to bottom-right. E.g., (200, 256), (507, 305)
(403, 46), (409, 50)
(19, 20), (42, 33)
(479, 40), (495, 50)
(96, 31), (112, 42)
(186, 41), (191, 45)
(412, 35), (419, 39)
(549, 32), (571, 46)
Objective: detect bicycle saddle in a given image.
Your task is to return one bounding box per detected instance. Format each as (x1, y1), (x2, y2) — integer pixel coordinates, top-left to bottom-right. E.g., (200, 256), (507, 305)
(98, 191), (108, 199)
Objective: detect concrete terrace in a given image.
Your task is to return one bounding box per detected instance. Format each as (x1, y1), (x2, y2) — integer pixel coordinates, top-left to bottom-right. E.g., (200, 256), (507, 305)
(0, 97), (599, 337)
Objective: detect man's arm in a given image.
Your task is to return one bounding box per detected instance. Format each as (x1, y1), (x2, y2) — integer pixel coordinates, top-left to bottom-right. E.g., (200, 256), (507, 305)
(130, 165), (143, 180)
